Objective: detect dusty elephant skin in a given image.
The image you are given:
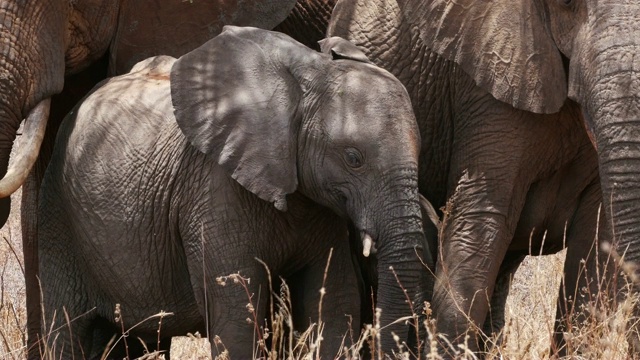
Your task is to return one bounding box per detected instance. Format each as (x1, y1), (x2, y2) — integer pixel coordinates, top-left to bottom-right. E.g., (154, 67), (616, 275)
(0, 1), (344, 356)
(327, 0), (625, 357)
(38, 27), (427, 359)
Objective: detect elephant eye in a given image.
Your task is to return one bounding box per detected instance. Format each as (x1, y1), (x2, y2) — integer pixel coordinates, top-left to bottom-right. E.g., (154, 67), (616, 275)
(559, 0), (573, 6)
(344, 148), (364, 168)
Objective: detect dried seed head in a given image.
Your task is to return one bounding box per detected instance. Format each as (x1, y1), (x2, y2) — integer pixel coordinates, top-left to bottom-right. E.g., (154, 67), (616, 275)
(114, 303), (121, 322)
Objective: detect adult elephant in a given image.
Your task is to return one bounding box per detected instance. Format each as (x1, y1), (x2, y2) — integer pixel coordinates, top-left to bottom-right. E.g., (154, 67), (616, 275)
(37, 27), (427, 358)
(0, 1), (342, 356)
(327, 0), (620, 356)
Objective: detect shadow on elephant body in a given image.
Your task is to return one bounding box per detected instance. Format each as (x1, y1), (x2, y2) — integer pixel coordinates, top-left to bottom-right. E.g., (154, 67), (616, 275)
(326, 0), (624, 357)
(38, 27), (428, 359)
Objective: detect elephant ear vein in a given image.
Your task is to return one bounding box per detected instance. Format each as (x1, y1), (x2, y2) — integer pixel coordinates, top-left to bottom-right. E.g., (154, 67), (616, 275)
(169, 27), (306, 211)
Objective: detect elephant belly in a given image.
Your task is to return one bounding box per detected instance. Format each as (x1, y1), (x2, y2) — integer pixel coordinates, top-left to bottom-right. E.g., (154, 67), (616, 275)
(511, 172), (591, 255)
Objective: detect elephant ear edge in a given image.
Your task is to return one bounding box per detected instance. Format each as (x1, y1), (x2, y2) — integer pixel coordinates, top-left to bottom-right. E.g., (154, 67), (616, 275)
(319, 36), (372, 63)
(401, 0), (567, 114)
(170, 26), (305, 211)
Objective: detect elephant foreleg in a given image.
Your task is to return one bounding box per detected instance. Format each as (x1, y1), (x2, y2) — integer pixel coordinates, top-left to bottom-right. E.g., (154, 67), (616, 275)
(290, 241), (361, 358)
(553, 178), (615, 357)
(432, 167), (525, 357)
(38, 193), (98, 358)
(22, 170), (41, 360)
(183, 233), (269, 359)
(23, 55), (108, 358)
(481, 254), (525, 349)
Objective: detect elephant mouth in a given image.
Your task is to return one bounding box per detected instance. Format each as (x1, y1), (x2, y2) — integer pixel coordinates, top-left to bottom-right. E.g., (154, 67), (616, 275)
(360, 231), (376, 257)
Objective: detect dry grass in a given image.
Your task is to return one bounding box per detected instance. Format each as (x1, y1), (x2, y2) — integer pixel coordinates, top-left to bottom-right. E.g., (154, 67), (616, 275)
(0, 184), (638, 359)
(0, 185), (26, 360)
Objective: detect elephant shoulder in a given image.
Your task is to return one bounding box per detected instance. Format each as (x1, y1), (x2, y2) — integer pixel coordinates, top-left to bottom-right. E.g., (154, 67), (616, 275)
(61, 55), (176, 161)
(77, 56), (175, 126)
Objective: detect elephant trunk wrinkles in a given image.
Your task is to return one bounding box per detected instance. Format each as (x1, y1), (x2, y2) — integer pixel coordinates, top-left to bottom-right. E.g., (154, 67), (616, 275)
(0, 105), (21, 170)
(574, 4), (640, 276)
(0, 11), (34, 175)
(0, 2), (66, 202)
(373, 191), (425, 353)
(589, 98), (640, 269)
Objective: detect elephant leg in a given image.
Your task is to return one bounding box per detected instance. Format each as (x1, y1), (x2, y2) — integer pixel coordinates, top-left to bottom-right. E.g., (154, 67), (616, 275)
(291, 242), (361, 358)
(432, 166), (525, 356)
(39, 229), (96, 357)
(426, 90), (554, 358)
(22, 170), (42, 359)
(208, 270), (269, 358)
(183, 237), (269, 359)
(553, 179), (615, 357)
(481, 254), (525, 350)
(22, 113), (57, 358)
(87, 317), (124, 359)
(23, 56), (108, 359)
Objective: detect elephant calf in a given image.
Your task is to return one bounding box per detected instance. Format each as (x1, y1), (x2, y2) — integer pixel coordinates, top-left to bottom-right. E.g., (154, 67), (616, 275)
(37, 26), (430, 358)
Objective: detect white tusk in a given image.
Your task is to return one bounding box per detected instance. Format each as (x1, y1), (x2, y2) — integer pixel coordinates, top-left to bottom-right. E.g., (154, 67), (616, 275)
(0, 98), (51, 197)
(362, 233), (373, 257)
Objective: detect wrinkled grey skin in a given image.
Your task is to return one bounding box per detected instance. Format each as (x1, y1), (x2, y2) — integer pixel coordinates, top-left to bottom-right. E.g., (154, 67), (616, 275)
(38, 27), (426, 359)
(352, 192), (439, 353)
(3, 1), (342, 355)
(328, 0), (617, 356)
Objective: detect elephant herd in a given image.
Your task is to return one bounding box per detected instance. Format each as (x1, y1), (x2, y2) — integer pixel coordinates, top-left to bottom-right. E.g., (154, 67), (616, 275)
(3, 0), (640, 359)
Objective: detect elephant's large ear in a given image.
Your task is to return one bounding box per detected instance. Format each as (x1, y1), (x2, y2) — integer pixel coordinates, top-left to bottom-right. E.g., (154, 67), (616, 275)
(318, 37), (372, 63)
(400, 0), (566, 114)
(171, 26), (317, 211)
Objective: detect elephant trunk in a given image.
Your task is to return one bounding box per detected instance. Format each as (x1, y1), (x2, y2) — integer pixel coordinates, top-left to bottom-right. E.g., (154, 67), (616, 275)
(585, 82), (640, 351)
(588, 93), (640, 270)
(0, 3), (66, 216)
(367, 179), (426, 354)
(570, 5), (640, 280)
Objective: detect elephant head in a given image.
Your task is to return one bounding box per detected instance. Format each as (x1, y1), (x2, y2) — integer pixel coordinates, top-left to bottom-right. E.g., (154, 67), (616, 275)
(170, 26), (427, 350)
(402, 0), (640, 297)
